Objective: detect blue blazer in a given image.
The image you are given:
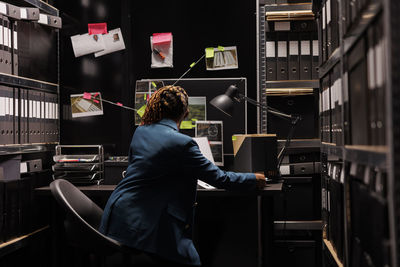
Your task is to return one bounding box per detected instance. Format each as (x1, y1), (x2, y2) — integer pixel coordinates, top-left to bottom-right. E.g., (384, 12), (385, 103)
(99, 119), (256, 266)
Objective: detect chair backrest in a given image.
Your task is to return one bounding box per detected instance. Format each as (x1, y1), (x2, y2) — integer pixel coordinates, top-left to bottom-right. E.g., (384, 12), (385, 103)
(50, 179), (125, 253)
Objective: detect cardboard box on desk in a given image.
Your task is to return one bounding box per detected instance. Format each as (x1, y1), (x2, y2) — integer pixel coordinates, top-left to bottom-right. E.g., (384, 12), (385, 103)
(232, 134), (278, 177)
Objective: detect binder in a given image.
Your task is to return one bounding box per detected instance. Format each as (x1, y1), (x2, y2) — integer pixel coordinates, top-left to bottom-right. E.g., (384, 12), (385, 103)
(5, 86), (13, 144)
(13, 87), (18, 144)
(300, 33), (312, 80)
(330, 72), (336, 145)
(266, 32), (277, 81)
(2, 179), (20, 242)
(28, 90), (35, 143)
(0, 15), (4, 73)
(288, 32), (300, 80)
(322, 2), (327, 63)
(312, 32), (320, 80)
(0, 86), (6, 144)
(40, 91), (45, 143)
(322, 75), (330, 143)
(366, 26), (378, 145)
(12, 20), (17, 75)
(277, 32), (288, 81)
(348, 38), (369, 145)
(3, 16), (11, 74)
(31, 90), (40, 143)
(291, 20), (314, 32)
(374, 16), (386, 145)
(19, 7), (40, 21)
(326, 0), (332, 57)
(20, 88), (27, 144)
(330, 0), (339, 52)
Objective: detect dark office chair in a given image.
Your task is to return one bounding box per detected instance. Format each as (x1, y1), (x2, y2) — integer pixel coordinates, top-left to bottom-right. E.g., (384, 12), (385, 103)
(50, 179), (138, 266)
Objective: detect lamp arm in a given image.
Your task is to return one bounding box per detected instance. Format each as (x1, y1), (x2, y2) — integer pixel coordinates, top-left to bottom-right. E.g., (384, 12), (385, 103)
(237, 93), (293, 121)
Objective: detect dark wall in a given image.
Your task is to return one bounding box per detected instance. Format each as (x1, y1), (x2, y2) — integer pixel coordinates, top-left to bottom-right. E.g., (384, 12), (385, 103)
(55, 0), (257, 156)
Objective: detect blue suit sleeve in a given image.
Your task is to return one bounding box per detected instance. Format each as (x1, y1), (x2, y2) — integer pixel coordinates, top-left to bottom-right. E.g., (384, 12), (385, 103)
(182, 139), (256, 190)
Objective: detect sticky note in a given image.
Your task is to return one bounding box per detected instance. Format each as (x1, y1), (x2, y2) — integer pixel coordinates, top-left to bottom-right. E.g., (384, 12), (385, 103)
(144, 94), (146, 100)
(180, 120), (194, 129)
(232, 136), (237, 141)
(117, 102), (123, 106)
(218, 46), (225, 51)
(206, 47), (214, 58)
(190, 62), (195, 68)
(88, 23), (108, 35)
(152, 81), (157, 88)
(83, 92), (92, 100)
(152, 32), (172, 45)
(137, 105), (146, 117)
(93, 99), (99, 104)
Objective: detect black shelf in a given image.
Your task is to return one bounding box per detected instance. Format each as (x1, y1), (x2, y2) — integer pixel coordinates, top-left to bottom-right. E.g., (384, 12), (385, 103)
(0, 73), (58, 93)
(344, 146), (387, 170)
(266, 80), (319, 88)
(318, 47), (340, 79)
(0, 143), (57, 156)
(0, 226), (49, 258)
(265, 3), (312, 13)
(321, 143), (343, 158)
(21, 0), (58, 16)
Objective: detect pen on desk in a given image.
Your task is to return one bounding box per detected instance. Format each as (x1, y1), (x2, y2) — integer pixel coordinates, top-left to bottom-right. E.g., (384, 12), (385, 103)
(153, 48), (165, 60)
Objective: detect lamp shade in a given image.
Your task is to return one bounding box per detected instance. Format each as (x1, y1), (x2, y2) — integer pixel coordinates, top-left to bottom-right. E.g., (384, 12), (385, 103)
(210, 85), (239, 117)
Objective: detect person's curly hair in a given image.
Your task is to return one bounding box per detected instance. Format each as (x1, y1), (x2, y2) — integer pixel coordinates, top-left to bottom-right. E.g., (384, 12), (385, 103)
(141, 85), (189, 125)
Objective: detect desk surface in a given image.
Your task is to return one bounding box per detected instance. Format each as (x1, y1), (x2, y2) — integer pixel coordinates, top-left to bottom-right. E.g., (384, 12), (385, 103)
(35, 182), (283, 197)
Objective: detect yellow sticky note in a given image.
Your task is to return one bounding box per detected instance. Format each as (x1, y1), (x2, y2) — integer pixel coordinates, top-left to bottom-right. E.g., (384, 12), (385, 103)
(191, 118), (198, 121)
(180, 120), (194, 129)
(218, 46), (225, 51)
(137, 105), (146, 117)
(151, 81), (157, 88)
(205, 47), (214, 58)
(232, 136), (237, 141)
(190, 62), (195, 68)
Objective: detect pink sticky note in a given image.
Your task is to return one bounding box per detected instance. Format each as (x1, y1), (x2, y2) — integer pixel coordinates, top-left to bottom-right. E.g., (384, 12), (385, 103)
(117, 102), (123, 106)
(93, 99), (99, 104)
(152, 32), (172, 45)
(88, 23), (108, 35)
(83, 92), (92, 100)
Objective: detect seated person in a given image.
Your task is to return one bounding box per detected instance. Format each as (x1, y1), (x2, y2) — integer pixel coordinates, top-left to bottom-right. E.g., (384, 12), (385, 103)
(99, 85), (266, 266)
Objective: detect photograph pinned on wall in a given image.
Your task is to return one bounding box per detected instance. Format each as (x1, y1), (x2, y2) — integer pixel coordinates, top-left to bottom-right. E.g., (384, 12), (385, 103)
(71, 33), (106, 57)
(70, 92), (103, 118)
(195, 121), (224, 166)
(205, 46), (238, 71)
(150, 32), (173, 68)
(134, 80), (165, 125)
(94, 28), (126, 57)
(180, 97), (207, 130)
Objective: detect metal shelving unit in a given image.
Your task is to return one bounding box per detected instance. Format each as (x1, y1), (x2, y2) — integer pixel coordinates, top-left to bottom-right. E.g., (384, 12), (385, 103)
(0, 0), (61, 261)
(257, 3), (322, 266)
(314, 0), (398, 265)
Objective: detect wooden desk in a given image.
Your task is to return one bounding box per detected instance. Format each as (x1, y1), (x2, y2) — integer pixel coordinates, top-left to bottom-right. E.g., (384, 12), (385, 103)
(35, 182), (283, 267)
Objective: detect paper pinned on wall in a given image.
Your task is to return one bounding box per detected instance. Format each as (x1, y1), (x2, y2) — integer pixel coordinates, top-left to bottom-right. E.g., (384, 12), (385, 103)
(70, 92), (104, 118)
(70, 33), (105, 57)
(151, 34), (173, 68)
(94, 28), (126, 57)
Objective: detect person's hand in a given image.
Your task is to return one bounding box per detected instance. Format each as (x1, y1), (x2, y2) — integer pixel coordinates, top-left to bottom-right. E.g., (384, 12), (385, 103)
(254, 172), (266, 190)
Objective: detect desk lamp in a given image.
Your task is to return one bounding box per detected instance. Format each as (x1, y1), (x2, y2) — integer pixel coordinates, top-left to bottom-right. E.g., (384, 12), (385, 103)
(210, 84), (302, 176)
